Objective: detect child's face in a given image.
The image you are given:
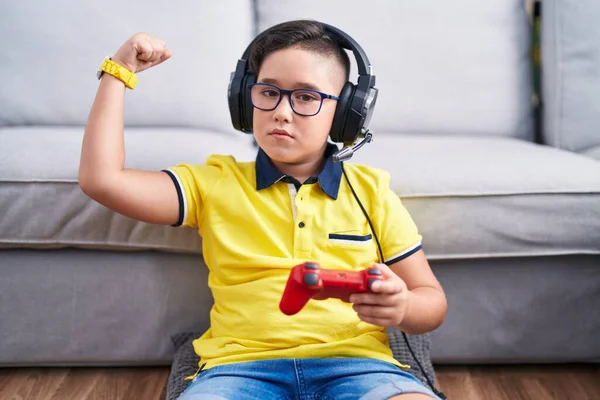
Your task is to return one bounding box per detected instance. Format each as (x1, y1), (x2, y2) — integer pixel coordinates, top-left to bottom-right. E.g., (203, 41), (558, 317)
(252, 47), (345, 164)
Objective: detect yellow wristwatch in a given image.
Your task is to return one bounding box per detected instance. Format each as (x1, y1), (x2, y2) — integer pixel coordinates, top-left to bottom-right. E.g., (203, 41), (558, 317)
(97, 57), (138, 89)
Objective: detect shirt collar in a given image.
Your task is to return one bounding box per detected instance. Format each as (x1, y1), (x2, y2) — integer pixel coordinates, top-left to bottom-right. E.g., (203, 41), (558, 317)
(255, 142), (342, 200)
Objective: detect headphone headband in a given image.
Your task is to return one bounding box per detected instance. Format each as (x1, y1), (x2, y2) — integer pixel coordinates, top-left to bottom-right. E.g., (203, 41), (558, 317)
(239, 22), (373, 77)
(320, 23), (372, 76)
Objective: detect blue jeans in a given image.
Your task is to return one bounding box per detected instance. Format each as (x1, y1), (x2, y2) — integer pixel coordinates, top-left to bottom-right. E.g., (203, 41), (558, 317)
(178, 357), (442, 400)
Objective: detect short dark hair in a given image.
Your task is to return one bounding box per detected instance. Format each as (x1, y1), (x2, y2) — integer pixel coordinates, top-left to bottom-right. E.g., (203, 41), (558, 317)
(248, 19), (351, 83)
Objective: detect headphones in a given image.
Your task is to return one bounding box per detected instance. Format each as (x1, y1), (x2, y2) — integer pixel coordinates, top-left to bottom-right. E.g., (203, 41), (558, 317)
(227, 21), (378, 160)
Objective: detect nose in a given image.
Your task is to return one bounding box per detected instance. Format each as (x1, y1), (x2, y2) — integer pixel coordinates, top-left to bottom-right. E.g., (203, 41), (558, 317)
(272, 93), (294, 123)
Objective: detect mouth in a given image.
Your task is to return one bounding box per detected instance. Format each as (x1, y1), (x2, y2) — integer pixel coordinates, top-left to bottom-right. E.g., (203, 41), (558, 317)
(270, 129), (293, 138)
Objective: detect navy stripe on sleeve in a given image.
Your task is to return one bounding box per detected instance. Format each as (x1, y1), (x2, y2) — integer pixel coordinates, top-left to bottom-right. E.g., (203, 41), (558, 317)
(385, 243), (423, 266)
(162, 169), (184, 227)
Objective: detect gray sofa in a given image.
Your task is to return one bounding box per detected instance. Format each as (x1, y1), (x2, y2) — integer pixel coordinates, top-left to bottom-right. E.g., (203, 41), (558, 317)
(1, 0), (599, 369)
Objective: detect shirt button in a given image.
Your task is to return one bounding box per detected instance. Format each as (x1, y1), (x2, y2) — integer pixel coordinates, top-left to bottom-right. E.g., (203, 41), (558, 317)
(298, 221), (305, 228)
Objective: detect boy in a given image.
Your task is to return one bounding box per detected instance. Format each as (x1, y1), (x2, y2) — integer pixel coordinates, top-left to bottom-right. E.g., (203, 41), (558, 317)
(80, 19), (447, 400)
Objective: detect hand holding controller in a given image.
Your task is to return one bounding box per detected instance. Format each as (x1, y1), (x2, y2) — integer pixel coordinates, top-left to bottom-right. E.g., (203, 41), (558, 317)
(279, 262), (384, 315)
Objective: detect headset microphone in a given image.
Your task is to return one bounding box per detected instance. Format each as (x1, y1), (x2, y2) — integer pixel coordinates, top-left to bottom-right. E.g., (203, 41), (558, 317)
(332, 129), (373, 163)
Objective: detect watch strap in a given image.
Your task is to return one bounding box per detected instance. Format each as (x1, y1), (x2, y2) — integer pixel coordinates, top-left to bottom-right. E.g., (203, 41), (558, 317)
(97, 57), (138, 90)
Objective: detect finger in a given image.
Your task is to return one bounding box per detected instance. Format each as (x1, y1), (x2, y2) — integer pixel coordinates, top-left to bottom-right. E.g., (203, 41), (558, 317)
(148, 37), (166, 64)
(136, 37), (155, 62)
(372, 263), (400, 280)
(154, 40), (173, 66)
(351, 292), (399, 306)
(354, 304), (397, 319)
(161, 47), (173, 62)
(368, 263), (407, 293)
(370, 278), (405, 294)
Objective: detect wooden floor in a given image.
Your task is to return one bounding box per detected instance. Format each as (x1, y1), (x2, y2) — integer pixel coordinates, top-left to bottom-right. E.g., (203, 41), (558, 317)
(434, 364), (600, 400)
(0, 364), (598, 400)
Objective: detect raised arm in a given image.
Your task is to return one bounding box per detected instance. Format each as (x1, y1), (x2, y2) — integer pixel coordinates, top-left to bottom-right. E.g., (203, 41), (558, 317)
(79, 33), (179, 225)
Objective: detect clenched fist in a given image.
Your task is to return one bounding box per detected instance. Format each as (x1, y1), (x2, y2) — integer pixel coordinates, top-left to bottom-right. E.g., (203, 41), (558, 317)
(111, 32), (172, 73)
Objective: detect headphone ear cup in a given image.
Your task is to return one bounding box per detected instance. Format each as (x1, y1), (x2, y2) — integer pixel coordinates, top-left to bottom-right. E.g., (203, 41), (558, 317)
(329, 82), (355, 143)
(241, 72), (256, 132)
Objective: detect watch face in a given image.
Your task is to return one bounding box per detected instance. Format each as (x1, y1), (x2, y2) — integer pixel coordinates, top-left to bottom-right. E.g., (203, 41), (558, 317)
(96, 56), (110, 80)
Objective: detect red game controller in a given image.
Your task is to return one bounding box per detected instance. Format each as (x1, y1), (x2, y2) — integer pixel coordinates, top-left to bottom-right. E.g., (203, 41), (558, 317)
(279, 261), (384, 315)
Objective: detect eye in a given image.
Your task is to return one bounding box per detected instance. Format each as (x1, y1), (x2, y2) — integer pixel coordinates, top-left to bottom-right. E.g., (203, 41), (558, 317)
(294, 92), (319, 102)
(260, 89), (280, 98)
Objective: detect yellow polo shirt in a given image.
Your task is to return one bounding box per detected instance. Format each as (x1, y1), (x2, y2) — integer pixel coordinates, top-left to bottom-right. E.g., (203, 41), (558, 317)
(163, 143), (423, 375)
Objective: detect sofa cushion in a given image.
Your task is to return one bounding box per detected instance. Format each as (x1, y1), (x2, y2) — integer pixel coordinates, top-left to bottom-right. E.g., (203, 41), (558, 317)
(542, 0), (600, 153)
(351, 133), (600, 260)
(2, 129), (599, 260)
(0, 127), (256, 253)
(256, 0), (534, 140)
(0, 1), (253, 133)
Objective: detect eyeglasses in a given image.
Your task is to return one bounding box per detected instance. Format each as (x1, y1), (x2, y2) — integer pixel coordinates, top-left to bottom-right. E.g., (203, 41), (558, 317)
(247, 83), (340, 117)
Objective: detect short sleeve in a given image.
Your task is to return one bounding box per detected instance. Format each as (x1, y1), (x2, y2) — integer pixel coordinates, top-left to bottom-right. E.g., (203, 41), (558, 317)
(378, 181), (423, 265)
(162, 158), (225, 228)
